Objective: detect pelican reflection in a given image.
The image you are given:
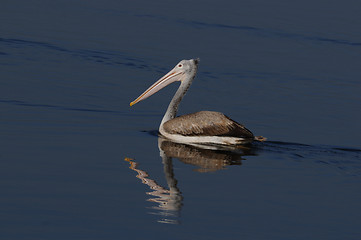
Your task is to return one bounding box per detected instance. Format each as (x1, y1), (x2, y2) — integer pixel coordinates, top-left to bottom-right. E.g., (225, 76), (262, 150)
(158, 137), (254, 172)
(125, 156), (182, 224)
(125, 137), (254, 224)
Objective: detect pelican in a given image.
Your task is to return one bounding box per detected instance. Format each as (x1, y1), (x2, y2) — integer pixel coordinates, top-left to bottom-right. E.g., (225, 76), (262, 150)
(130, 59), (265, 146)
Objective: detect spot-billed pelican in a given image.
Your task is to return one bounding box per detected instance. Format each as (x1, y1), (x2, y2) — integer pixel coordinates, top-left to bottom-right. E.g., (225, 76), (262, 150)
(130, 59), (265, 145)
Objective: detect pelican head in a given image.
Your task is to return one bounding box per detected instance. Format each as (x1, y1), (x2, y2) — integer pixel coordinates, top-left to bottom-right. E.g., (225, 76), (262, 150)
(130, 58), (199, 106)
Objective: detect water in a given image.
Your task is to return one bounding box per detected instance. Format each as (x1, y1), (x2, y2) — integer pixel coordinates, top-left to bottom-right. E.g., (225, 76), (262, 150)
(1, 1), (361, 239)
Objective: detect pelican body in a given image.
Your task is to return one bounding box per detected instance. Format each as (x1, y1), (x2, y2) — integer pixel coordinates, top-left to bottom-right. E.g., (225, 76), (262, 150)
(130, 59), (262, 146)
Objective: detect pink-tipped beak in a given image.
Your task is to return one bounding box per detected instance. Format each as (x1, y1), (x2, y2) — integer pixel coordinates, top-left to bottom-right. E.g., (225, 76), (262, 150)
(130, 67), (184, 106)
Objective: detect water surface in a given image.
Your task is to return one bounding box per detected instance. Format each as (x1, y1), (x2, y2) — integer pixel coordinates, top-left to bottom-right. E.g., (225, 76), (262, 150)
(1, 1), (361, 239)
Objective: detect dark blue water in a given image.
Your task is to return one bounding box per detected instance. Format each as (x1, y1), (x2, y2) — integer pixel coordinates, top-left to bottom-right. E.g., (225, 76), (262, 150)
(1, 1), (361, 239)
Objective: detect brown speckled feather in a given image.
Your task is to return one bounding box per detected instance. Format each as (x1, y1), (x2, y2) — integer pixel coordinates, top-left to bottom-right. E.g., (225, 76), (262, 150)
(162, 111), (254, 138)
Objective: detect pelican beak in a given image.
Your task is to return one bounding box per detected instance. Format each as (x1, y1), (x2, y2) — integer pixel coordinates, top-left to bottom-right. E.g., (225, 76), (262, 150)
(130, 67), (184, 106)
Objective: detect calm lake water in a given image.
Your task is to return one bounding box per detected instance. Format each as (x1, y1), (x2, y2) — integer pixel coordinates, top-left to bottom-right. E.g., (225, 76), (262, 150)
(1, 1), (361, 239)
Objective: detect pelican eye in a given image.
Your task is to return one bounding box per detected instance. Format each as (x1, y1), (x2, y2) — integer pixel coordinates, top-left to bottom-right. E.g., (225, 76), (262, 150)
(178, 64), (182, 67)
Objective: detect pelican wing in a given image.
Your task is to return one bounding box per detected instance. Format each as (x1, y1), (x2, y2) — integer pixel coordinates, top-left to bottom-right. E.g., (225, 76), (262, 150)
(162, 111), (254, 138)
